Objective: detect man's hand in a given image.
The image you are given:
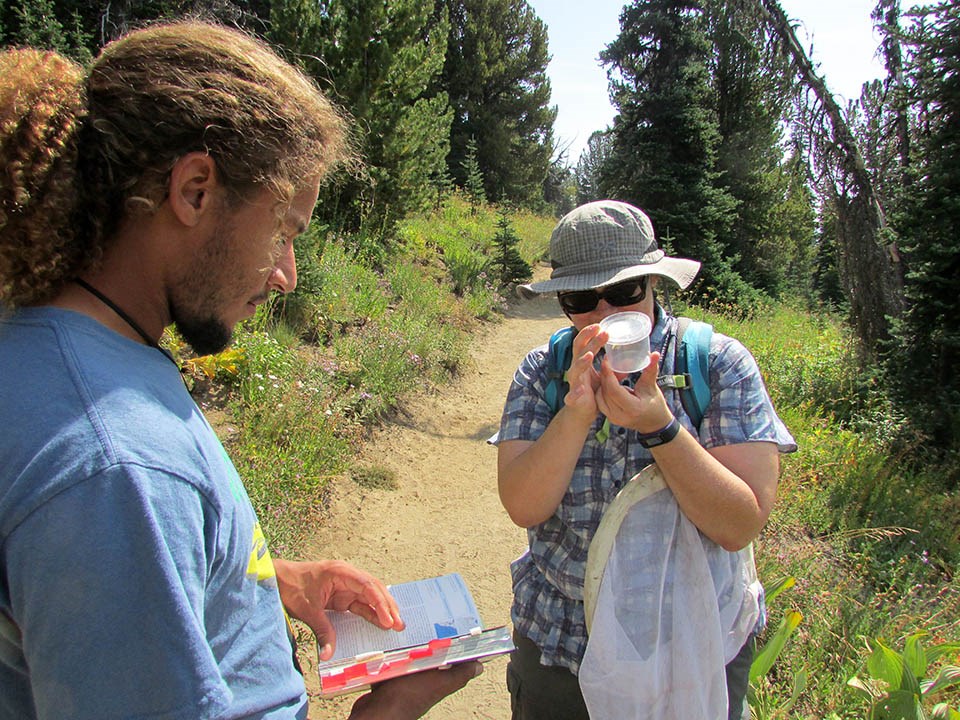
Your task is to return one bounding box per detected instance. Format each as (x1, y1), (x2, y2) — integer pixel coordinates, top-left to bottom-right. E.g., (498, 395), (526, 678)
(562, 324), (606, 421)
(348, 662), (483, 720)
(273, 558), (404, 660)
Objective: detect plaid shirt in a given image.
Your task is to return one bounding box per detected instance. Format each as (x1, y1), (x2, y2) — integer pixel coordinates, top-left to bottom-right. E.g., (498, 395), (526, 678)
(496, 307), (797, 673)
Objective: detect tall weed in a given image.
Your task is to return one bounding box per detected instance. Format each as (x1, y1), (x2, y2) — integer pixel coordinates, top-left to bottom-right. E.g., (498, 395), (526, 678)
(385, 262), (454, 321)
(443, 246), (491, 296)
(396, 194), (554, 271)
(697, 303), (866, 423)
(298, 241), (390, 343)
(329, 316), (464, 423)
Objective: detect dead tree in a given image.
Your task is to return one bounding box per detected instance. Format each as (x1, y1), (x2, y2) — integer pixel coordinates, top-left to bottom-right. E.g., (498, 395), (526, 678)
(757, 0), (905, 358)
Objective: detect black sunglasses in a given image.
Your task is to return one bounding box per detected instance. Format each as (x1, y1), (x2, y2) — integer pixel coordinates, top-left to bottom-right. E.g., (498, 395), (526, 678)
(557, 277), (649, 315)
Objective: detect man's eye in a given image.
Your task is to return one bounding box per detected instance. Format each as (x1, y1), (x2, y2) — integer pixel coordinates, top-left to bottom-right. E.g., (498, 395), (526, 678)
(269, 235), (290, 262)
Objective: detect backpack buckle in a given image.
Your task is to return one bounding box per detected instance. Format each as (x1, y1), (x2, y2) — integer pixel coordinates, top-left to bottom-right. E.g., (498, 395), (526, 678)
(657, 373), (692, 390)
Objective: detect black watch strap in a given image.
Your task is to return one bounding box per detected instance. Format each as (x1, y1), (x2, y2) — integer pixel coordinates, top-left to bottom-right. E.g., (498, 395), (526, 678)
(637, 416), (681, 448)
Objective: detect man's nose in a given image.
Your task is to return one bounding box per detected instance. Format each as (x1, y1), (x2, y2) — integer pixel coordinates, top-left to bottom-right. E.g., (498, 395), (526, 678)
(595, 297), (617, 315)
(268, 241), (298, 294)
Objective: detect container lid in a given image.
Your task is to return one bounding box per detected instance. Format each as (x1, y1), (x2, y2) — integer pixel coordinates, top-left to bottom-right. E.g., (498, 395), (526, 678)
(599, 312), (651, 344)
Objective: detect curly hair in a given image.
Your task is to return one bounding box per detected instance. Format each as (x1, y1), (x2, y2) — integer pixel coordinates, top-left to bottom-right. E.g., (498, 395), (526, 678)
(0, 49), (87, 307)
(0, 21), (350, 307)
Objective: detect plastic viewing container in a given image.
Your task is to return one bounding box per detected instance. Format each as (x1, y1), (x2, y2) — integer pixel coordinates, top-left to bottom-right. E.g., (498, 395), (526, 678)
(599, 311), (652, 373)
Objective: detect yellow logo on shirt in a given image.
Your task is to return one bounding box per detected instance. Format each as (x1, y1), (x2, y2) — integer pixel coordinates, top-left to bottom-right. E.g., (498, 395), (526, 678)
(246, 522), (277, 585)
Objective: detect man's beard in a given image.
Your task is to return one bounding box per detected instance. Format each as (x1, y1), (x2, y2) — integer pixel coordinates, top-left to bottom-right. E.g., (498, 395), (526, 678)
(172, 211), (240, 356)
(175, 312), (233, 356)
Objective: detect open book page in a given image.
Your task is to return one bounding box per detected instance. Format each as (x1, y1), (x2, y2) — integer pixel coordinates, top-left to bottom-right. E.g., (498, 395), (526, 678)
(321, 572), (483, 663)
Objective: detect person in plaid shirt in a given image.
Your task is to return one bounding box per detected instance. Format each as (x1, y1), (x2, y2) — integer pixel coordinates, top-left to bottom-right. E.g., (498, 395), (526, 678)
(494, 200), (796, 720)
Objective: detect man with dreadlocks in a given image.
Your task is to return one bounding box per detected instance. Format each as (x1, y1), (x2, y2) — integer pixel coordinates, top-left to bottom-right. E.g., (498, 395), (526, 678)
(0, 22), (479, 720)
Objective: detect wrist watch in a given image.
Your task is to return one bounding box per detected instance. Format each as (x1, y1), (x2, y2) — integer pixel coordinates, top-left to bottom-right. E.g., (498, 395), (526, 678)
(637, 416), (681, 448)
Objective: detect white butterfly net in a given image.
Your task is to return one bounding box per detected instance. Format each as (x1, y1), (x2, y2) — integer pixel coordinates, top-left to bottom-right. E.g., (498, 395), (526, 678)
(579, 465), (760, 720)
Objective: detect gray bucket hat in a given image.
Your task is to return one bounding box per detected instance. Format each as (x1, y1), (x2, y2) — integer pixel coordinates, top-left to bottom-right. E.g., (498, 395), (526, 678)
(518, 200), (701, 297)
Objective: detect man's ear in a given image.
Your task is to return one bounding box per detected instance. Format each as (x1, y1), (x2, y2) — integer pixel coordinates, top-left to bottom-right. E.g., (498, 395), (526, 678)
(167, 152), (219, 227)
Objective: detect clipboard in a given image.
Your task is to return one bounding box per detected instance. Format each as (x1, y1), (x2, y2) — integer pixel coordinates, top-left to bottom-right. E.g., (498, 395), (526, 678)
(314, 573), (513, 696)
(317, 624), (514, 696)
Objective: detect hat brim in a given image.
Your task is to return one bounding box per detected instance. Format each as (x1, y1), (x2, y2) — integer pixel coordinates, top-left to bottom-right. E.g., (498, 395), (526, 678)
(517, 257), (701, 299)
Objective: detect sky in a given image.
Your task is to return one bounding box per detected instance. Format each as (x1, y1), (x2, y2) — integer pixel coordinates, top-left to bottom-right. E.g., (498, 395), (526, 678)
(526, 0), (887, 162)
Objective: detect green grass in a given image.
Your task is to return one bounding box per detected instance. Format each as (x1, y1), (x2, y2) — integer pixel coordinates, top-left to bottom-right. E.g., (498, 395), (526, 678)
(397, 193), (555, 272)
(703, 302), (960, 718)
(351, 464), (400, 490)
(188, 194), (958, 717)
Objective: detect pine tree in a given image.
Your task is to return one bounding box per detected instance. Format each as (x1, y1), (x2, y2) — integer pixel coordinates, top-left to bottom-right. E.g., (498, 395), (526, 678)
(270, 0), (453, 235)
(887, 2), (960, 452)
(759, 0), (903, 355)
(599, 0), (748, 306)
(543, 152), (576, 217)
(3, 0), (92, 62)
(708, 0), (801, 297)
(461, 136), (486, 212)
(575, 131), (613, 205)
(441, 0), (556, 208)
(1, 1), (272, 60)
(491, 214), (532, 288)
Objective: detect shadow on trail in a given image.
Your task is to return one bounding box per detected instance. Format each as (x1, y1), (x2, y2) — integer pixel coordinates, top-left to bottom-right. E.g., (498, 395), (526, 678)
(383, 413), (500, 443)
(504, 295), (566, 322)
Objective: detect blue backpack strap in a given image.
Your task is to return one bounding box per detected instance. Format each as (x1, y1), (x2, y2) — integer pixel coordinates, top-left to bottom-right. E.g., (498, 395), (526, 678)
(545, 326), (575, 414)
(675, 317), (713, 429)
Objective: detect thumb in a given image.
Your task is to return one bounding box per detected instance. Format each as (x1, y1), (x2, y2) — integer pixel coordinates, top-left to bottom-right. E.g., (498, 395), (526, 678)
(311, 610), (337, 661)
(636, 351), (661, 388)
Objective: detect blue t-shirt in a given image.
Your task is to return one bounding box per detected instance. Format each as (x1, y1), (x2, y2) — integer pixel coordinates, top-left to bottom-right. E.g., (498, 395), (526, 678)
(0, 308), (307, 719)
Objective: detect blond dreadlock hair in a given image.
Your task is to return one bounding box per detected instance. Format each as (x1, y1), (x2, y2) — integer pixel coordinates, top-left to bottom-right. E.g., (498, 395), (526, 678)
(0, 21), (350, 307)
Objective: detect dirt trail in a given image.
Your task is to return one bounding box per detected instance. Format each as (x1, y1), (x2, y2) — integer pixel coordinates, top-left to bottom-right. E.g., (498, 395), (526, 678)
(300, 269), (566, 719)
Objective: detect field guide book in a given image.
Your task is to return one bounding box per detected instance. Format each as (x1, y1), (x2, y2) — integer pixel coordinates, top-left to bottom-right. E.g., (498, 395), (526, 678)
(316, 572), (514, 696)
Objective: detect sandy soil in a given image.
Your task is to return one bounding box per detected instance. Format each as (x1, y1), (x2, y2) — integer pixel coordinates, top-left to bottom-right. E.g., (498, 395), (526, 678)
(298, 268), (567, 719)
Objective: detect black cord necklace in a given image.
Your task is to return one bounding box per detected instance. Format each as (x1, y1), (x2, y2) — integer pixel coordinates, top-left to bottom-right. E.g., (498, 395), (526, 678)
(74, 278), (156, 347)
(73, 278), (180, 371)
